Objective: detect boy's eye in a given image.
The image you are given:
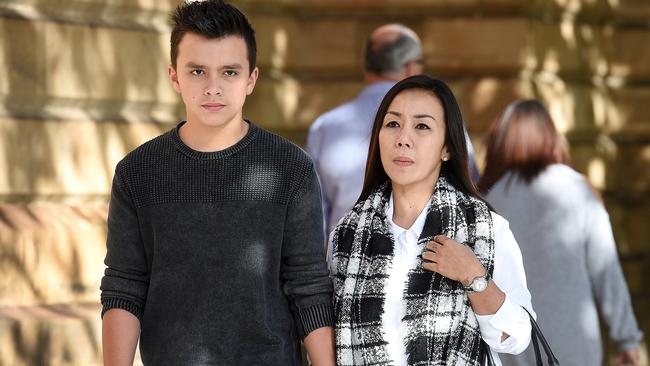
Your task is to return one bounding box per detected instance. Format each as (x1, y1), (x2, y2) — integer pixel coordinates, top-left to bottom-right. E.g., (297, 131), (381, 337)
(224, 70), (238, 77)
(191, 69), (204, 76)
(415, 123), (431, 130)
(385, 121), (399, 128)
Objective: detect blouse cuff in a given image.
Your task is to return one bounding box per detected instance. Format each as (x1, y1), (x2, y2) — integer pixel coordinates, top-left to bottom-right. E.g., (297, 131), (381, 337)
(476, 296), (531, 352)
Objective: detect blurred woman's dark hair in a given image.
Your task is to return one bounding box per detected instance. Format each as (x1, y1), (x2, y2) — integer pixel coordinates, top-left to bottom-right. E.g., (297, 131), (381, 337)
(358, 74), (480, 203)
(478, 99), (570, 193)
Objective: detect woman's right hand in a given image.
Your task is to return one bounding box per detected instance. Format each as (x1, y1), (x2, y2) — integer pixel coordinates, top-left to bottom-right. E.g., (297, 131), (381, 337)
(421, 235), (485, 287)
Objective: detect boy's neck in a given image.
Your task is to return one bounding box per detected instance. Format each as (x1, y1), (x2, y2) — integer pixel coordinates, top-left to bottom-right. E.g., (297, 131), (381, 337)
(179, 118), (249, 153)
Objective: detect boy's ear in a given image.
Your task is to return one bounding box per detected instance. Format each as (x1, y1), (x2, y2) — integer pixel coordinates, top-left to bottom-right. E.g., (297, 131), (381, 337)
(168, 64), (181, 93)
(246, 66), (259, 95)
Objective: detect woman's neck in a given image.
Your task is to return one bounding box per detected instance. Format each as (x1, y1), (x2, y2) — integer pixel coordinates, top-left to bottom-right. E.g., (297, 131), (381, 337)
(391, 182), (436, 229)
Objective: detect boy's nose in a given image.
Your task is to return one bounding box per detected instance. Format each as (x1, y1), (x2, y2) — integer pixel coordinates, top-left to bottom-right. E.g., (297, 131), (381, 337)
(204, 78), (223, 96)
(204, 86), (222, 96)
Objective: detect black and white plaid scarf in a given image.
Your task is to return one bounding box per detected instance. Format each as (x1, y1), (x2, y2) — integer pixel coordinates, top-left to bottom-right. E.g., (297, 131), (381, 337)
(332, 176), (495, 366)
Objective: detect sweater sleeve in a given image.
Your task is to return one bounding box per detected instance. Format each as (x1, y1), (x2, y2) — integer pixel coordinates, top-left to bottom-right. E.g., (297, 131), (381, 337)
(281, 162), (335, 339)
(99, 168), (149, 322)
(584, 199), (644, 351)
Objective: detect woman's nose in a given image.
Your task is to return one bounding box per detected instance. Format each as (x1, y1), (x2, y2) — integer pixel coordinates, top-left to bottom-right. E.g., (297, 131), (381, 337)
(396, 131), (412, 148)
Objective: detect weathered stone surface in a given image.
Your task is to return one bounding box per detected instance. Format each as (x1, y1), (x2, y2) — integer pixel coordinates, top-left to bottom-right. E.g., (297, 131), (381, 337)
(613, 0), (650, 24)
(607, 87), (650, 134)
(0, 302), (144, 366)
(532, 78), (596, 133)
(600, 28), (650, 80)
(0, 203), (108, 307)
(251, 15), (361, 72)
(605, 195), (650, 254)
(529, 21), (584, 75)
(246, 77), (363, 133)
(0, 118), (170, 197)
(0, 303), (102, 366)
(422, 18), (529, 74)
(0, 0), (177, 31)
(447, 78), (527, 132)
(608, 145), (650, 193)
(0, 17), (183, 123)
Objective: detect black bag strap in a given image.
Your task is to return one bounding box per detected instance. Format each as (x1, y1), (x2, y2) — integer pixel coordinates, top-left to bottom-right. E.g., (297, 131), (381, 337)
(531, 323), (543, 366)
(481, 340), (496, 366)
(523, 307), (559, 365)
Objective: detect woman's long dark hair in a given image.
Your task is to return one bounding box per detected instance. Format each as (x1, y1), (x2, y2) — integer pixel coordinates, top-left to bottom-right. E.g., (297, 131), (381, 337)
(357, 74), (481, 203)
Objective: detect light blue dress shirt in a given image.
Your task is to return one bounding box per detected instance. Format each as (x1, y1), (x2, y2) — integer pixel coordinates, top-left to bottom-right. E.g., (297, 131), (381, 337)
(307, 82), (395, 239)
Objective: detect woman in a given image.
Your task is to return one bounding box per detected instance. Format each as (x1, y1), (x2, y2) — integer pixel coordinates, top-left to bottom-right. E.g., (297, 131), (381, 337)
(479, 100), (643, 366)
(331, 75), (533, 366)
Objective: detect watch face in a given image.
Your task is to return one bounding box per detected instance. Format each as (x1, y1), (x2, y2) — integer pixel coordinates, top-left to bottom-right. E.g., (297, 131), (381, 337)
(472, 277), (488, 292)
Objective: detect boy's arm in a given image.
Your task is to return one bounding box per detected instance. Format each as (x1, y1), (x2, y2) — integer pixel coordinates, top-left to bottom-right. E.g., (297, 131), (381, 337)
(102, 308), (140, 366)
(100, 168), (150, 362)
(304, 326), (335, 365)
(281, 162), (335, 363)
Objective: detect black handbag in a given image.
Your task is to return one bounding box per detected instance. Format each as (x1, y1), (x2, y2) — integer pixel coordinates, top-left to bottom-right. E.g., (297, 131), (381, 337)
(482, 307), (559, 366)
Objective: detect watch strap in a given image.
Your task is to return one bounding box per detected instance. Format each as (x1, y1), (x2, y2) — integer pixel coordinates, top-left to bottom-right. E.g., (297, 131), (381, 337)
(463, 270), (491, 291)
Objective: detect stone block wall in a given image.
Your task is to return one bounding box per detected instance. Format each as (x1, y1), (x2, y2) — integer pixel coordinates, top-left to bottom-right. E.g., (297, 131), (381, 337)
(0, 0), (648, 364)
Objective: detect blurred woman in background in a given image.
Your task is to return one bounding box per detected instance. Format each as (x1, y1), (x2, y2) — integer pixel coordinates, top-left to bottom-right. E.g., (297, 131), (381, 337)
(479, 100), (643, 366)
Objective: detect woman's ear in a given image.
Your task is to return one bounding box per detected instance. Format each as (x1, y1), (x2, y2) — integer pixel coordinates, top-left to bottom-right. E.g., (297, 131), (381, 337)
(441, 145), (451, 162)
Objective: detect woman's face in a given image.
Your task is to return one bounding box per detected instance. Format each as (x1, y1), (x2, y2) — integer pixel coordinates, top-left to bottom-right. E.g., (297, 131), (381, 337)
(379, 88), (449, 192)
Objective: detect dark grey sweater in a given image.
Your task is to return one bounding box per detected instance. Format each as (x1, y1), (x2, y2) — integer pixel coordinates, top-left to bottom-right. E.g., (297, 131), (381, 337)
(100, 121), (334, 366)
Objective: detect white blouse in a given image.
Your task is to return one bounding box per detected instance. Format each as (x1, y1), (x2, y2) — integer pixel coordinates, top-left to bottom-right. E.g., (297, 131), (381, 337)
(382, 194), (534, 366)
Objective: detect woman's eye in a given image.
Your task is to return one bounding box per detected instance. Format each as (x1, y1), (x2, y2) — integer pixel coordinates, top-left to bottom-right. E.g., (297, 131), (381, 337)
(191, 69), (204, 76)
(224, 70), (238, 77)
(385, 121), (399, 128)
(415, 123), (431, 130)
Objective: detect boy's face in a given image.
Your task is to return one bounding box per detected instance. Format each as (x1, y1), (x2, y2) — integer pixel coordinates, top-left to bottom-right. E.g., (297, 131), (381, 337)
(168, 33), (258, 130)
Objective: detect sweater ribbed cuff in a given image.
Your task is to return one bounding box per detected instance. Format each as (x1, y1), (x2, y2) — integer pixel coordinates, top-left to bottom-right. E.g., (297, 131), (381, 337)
(101, 297), (144, 323)
(296, 302), (334, 340)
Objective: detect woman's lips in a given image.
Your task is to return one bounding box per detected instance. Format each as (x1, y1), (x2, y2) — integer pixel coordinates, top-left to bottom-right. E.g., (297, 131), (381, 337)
(201, 103), (225, 112)
(393, 157), (414, 166)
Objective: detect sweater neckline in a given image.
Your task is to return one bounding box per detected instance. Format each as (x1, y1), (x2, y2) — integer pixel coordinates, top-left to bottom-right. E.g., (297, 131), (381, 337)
(170, 120), (258, 160)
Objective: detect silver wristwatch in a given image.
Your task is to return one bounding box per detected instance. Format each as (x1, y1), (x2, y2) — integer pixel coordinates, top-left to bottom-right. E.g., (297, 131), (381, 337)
(463, 272), (490, 292)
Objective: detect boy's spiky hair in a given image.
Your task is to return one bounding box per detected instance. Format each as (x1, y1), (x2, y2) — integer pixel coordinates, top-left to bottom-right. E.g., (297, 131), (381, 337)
(170, 0), (257, 74)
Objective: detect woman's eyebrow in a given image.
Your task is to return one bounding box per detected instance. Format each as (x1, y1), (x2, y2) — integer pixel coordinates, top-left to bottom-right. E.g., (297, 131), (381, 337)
(413, 114), (436, 121)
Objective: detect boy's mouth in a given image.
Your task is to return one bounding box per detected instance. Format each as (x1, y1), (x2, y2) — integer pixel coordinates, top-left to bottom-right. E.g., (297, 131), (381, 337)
(201, 103), (225, 112)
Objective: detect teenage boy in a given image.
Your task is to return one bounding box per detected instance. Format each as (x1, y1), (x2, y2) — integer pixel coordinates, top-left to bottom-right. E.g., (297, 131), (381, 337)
(100, 1), (335, 365)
